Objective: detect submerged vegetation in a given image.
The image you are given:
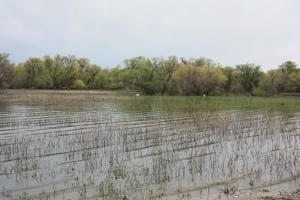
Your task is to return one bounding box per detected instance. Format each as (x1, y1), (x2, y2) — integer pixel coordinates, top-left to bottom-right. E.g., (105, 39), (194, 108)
(0, 91), (300, 199)
(1, 53), (299, 96)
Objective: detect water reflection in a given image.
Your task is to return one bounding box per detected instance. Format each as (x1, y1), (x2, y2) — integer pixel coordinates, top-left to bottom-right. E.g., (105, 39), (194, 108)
(0, 94), (299, 199)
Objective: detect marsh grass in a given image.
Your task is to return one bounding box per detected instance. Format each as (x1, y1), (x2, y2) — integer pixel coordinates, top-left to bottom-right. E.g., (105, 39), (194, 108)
(0, 90), (299, 199)
(121, 95), (300, 114)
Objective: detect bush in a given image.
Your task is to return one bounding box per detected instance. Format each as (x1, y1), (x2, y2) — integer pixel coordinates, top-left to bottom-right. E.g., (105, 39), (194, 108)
(72, 79), (86, 89)
(252, 87), (267, 96)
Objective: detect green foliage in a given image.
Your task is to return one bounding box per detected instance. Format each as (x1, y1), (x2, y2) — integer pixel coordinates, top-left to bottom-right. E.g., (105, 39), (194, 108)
(88, 70), (107, 89)
(1, 53), (299, 96)
(235, 64), (262, 94)
(106, 67), (123, 89)
(23, 57), (45, 88)
(0, 53), (14, 91)
(257, 63), (300, 94)
(255, 73), (276, 96)
(279, 61), (297, 74)
(12, 65), (26, 88)
(252, 87), (267, 97)
(222, 66), (238, 92)
(287, 70), (300, 92)
(122, 56), (166, 94)
(170, 64), (227, 95)
(72, 79), (86, 89)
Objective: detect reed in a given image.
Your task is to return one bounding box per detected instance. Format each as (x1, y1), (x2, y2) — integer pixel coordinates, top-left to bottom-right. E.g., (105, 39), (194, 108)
(0, 90), (299, 199)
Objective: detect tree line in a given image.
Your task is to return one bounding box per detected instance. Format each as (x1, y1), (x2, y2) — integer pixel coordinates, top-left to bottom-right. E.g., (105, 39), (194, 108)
(0, 53), (299, 96)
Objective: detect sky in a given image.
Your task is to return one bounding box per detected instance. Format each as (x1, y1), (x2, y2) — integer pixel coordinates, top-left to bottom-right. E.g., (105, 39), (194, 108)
(0, 0), (300, 71)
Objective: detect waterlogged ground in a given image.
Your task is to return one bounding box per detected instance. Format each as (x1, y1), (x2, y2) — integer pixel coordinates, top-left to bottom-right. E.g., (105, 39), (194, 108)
(0, 90), (299, 200)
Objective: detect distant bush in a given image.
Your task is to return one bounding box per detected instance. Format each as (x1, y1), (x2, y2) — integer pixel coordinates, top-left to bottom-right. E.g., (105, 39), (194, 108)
(1, 53), (299, 96)
(72, 80), (86, 89)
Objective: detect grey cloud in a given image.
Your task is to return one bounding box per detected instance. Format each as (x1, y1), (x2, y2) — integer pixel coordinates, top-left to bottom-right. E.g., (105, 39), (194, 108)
(0, 0), (299, 70)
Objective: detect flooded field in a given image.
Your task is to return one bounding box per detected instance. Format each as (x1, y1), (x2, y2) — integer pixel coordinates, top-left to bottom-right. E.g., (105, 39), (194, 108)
(0, 90), (300, 200)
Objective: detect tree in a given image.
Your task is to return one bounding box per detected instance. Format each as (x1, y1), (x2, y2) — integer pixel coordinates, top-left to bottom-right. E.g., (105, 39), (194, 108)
(23, 57), (45, 88)
(254, 72), (277, 96)
(278, 61), (299, 93)
(124, 56), (154, 93)
(106, 67), (124, 89)
(160, 56), (179, 94)
(190, 57), (215, 67)
(221, 66), (238, 92)
(170, 65), (227, 95)
(287, 69), (300, 93)
(12, 64), (26, 88)
(279, 61), (297, 75)
(1, 54), (298, 96)
(122, 56), (166, 94)
(72, 79), (86, 89)
(235, 64), (262, 95)
(0, 53), (14, 91)
(89, 69), (108, 89)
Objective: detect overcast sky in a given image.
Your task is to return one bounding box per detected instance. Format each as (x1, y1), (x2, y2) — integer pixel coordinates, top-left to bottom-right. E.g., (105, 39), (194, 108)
(1, 0), (299, 70)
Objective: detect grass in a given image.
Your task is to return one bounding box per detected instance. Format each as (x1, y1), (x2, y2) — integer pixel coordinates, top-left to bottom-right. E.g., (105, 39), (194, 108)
(1, 90), (299, 113)
(120, 95), (300, 114)
(281, 93), (300, 96)
(0, 90), (299, 199)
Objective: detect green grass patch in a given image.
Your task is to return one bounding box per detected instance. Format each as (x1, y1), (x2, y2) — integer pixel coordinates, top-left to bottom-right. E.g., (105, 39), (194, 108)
(118, 95), (300, 113)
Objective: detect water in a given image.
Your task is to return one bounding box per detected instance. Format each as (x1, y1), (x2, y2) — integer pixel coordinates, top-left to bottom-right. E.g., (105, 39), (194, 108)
(0, 91), (299, 199)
